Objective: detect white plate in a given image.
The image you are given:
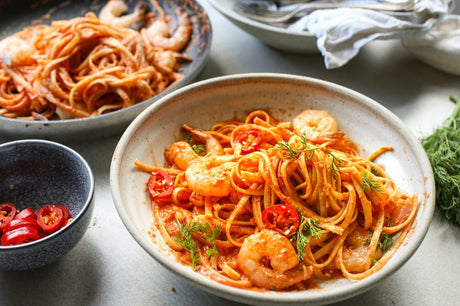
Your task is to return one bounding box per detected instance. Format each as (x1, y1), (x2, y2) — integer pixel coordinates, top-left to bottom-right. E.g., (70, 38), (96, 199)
(110, 73), (435, 305)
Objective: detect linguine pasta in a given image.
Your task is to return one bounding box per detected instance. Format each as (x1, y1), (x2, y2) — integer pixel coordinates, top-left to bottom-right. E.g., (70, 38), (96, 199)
(0, 10), (189, 120)
(135, 109), (419, 291)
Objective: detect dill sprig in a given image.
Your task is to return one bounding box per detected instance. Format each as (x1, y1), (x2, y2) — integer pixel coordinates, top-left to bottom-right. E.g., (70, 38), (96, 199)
(173, 220), (221, 270)
(378, 232), (394, 252)
(277, 134), (315, 158)
(294, 208), (321, 261)
(184, 132), (207, 154)
(362, 172), (383, 193)
(174, 221), (200, 270)
(421, 96), (460, 225)
(325, 149), (343, 180)
(277, 136), (342, 180)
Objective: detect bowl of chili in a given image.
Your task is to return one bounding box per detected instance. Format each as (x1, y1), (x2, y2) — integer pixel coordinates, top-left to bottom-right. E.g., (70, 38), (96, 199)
(0, 139), (95, 270)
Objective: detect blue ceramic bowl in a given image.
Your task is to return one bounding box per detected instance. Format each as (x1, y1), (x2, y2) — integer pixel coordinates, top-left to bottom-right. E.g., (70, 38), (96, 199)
(0, 139), (95, 270)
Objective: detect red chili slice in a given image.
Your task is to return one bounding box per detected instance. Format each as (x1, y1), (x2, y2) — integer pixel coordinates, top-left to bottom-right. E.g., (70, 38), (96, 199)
(37, 205), (65, 234)
(262, 204), (300, 237)
(3, 216), (41, 233)
(233, 129), (263, 154)
(0, 203), (17, 233)
(55, 204), (71, 221)
(148, 170), (174, 203)
(1, 226), (41, 246)
(15, 207), (37, 221)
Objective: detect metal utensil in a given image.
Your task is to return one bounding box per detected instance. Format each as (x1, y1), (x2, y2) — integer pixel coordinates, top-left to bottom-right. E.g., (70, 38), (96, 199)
(235, 0), (420, 25)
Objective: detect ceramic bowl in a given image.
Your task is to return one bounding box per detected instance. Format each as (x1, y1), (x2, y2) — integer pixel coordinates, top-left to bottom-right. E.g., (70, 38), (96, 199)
(207, 0), (317, 53)
(0, 0), (212, 141)
(110, 73), (435, 305)
(0, 139), (95, 270)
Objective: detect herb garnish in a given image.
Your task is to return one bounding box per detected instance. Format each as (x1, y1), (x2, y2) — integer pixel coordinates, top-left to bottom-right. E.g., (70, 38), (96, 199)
(378, 232), (393, 251)
(295, 208), (322, 261)
(362, 172), (383, 193)
(421, 96), (460, 225)
(184, 132), (207, 154)
(277, 134), (315, 159)
(174, 220), (221, 270)
(277, 136), (343, 179)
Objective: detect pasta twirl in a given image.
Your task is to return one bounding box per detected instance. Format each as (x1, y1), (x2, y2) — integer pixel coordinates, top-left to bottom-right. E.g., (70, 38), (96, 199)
(0, 9), (190, 120)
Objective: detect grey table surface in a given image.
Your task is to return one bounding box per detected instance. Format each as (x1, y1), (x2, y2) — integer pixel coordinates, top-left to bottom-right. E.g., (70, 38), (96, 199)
(1, 1), (460, 305)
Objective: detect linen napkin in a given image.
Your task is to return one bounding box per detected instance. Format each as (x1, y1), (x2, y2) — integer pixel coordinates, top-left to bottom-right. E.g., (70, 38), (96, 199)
(287, 0), (453, 68)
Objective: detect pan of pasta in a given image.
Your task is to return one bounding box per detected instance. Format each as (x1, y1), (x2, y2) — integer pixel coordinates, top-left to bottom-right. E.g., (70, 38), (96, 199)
(110, 73), (435, 305)
(0, 0), (211, 140)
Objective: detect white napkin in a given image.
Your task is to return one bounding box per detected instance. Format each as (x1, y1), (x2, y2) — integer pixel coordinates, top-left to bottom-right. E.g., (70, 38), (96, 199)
(402, 14), (460, 75)
(288, 0), (453, 68)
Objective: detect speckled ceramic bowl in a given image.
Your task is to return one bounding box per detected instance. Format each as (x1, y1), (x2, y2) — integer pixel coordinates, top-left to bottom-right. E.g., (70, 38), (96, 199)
(110, 73), (435, 305)
(0, 139), (95, 270)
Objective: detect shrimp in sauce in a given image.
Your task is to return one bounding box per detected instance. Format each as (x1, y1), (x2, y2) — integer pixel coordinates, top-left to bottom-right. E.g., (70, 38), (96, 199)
(237, 229), (313, 290)
(142, 0), (192, 52)
(292, 109), (338, 140)
(98, 0), (147, 28)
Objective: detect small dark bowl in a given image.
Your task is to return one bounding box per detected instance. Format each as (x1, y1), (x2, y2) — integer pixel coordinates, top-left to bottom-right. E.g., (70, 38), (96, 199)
(0, 139), (95, 270)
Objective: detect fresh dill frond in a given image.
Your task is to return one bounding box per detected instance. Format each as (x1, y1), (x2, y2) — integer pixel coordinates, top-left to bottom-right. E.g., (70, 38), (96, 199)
(173, 220), (222, 269)
(421, 96), (460, 225)
(277, 134), (316, 159)
(295, 208), (321, 261)
(362, 172), (383, 193)
(174, 220), (200, 270)
(183, 132), (207, 154)
(192, 222), (221, 258)
(326, 149), (343, 180)
(378, 232), (393, 252)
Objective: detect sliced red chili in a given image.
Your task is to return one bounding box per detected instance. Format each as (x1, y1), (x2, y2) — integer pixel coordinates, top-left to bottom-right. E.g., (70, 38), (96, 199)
(1, 226), (40, 246)
(15, 207), (37, 221)
(148, 170), (174, 203)
(262, 204), (300, 237)
(3, 216), (41, 233)
(55, 204), (71, 221)
(233, 129), (263, 154)
(37, 205), (65, 234)
(0, 203), (17, 233)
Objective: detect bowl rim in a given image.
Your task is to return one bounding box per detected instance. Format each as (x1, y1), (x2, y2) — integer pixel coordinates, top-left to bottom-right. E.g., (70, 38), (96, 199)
(207, 0), (315, 37)
(110, 72), (435, 304)
(0, 139), (95, 250)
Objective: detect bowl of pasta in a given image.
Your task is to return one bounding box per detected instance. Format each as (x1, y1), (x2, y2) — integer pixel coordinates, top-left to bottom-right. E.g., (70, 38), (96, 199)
(0, 0), (212, 141)
(110, 73), (435, 305)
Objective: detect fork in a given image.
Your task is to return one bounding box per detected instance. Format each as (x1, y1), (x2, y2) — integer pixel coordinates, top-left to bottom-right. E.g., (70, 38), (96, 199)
(235, 0), (420, 24)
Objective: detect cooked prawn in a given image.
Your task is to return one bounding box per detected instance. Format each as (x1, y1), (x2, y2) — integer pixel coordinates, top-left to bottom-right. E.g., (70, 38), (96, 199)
(164, 124), (224, 170)
(142, 0), (192, 51)
(98, 0), (147, 28)
(0, 36), (36, 66)
(185, 155), (236, 197)
(342, 227), (382, 273)
(237, 229), (313, 290)
(292, 109), (338, 140)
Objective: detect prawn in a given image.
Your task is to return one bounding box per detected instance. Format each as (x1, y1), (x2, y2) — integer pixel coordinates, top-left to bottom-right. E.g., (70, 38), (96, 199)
(292, 109), (338, 140)
(164, 124), (224, 170)
(237, 229), (313, 290)
(0, 36), (36, 66)
(185, 155), (236, 197)
(98, 0), (147, 28)
(142, 0), (192, 51)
